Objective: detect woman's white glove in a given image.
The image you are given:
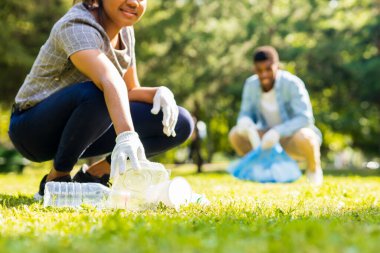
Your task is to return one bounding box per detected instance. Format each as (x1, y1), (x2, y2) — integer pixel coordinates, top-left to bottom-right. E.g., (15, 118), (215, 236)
(236, 116), (261, 149)
(261, 129), (280, 150)
(110, 131), (147, 178)
(151, 86), (179, 137)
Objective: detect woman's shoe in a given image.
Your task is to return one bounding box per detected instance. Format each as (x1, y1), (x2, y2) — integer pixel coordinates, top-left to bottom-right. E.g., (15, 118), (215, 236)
(73, 164), (111, 187)
(34, 174), (72, 200)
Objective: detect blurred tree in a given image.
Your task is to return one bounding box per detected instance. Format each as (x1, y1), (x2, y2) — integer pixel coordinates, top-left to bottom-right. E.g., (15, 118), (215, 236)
(0, 0), (68, 103)
(135, 0), (380, 159)
(0, 0), (378, 162)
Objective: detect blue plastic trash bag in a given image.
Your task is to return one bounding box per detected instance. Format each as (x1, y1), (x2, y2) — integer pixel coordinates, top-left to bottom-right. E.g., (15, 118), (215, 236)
(228, 143), (301, 183)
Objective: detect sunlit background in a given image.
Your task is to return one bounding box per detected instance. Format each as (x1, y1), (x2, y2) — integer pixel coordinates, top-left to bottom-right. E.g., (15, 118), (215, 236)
(0, 0), (379, 172)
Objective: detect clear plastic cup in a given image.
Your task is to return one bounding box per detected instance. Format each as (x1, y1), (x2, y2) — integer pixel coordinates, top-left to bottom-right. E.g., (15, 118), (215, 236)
(145, 177), (192, 210)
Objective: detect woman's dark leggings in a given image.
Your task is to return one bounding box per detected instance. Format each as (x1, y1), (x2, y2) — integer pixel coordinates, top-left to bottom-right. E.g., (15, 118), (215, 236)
(8, 82), (194, 172)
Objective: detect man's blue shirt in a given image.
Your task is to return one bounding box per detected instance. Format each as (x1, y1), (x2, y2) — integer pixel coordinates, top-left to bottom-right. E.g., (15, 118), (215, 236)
(238, 70), (322, 142)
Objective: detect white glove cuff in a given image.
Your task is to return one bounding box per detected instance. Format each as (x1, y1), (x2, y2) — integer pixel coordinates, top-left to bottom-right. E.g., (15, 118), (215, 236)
(158, 86), (174, 98)
(116, 131), (139, 143)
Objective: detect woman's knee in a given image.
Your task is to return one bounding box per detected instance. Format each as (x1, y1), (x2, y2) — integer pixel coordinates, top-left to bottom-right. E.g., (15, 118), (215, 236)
(176, 107), (194, 142)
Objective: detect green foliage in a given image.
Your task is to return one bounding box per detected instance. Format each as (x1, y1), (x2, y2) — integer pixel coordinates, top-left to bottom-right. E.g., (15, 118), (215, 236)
(134, 0), (380, 158)
(0, 166), (379, 252)
(0, 0), (69, 102)
(0, 106), (11, 146)
(0, 0), (379, 161)
(0, 106), (28, 173)
(0, 146), (26, 173)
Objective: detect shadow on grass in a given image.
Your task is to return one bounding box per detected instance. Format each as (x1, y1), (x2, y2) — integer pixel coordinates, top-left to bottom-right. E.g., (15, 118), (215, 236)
(0, 194), (38, 208)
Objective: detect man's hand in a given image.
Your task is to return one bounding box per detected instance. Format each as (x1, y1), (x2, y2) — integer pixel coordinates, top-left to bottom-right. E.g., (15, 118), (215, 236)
(151, 86), (179, 137)
(236, 116), (261, 149)
(261, 129), (280, 149)
(110, 131), (147, 178)
(237, 117), (256, 132)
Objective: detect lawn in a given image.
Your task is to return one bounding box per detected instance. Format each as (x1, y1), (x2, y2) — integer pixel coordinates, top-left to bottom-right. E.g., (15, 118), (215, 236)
(0, 163), (379, 253)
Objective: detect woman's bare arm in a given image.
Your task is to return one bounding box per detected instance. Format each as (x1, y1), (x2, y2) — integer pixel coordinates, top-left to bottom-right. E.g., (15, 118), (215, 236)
(70, 49), (134, 134)
(123, 61), (158, 103)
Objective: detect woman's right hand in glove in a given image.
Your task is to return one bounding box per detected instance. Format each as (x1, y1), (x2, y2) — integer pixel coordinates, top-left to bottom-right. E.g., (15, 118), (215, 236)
(110, 131), (147, 178)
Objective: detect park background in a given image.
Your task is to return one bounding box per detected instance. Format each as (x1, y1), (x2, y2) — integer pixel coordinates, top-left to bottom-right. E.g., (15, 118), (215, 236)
(0, 1), (379, 252)
(0, 0), (379, 169)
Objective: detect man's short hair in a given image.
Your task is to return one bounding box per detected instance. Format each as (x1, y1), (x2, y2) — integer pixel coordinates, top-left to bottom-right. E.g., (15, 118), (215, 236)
(253, 46), (279, 64)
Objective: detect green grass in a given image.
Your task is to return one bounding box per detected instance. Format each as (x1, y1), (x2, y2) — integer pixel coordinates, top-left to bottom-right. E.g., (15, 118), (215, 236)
(0, 163), (379, 253)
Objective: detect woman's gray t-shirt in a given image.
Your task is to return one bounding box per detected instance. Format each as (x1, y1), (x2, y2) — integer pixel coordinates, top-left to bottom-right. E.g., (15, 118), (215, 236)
(15, 3), (135, 110)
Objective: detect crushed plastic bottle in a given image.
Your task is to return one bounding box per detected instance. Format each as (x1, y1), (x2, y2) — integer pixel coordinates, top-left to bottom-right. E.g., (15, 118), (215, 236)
(107, 160), (170, 211)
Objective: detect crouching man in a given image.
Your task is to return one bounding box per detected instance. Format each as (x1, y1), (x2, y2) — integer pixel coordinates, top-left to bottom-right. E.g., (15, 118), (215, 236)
(229, 46), (323, 185)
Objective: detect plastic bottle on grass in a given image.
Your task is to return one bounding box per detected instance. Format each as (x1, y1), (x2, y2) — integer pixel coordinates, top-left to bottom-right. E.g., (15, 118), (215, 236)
(43, 182), (111, 208)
